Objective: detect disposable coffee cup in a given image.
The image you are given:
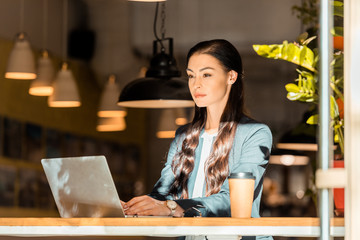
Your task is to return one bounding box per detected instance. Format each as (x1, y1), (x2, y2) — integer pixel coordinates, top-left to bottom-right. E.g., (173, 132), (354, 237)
(228, 172), (255, 218)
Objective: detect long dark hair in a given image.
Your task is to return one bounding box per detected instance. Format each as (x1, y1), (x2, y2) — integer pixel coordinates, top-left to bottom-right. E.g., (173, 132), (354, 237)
(169, 39), (246, 198)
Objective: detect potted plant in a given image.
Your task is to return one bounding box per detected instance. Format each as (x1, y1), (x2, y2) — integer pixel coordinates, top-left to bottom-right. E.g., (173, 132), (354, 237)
(253, 0), (344, 216)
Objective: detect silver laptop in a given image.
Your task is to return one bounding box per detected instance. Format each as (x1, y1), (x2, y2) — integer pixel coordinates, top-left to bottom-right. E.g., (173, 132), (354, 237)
(41, 155), (125, 218)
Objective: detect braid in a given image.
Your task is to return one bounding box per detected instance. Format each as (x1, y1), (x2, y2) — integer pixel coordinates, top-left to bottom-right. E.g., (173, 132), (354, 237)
(205, 122), (237, 196)
(169, 120), (204, 199)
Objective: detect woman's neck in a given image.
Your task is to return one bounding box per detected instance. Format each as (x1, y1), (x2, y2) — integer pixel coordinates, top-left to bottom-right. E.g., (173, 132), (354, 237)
(205, 107), (222, 134)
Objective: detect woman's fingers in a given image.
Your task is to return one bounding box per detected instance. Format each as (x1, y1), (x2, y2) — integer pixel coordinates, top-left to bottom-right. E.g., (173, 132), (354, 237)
(125, 196), (153, 215)
(124, 195), (167, 216)
(120, 200), (128, 210)
(128, 200), (151, 212)
(126, 195), (150, 207)
(126, 204), (152, 215)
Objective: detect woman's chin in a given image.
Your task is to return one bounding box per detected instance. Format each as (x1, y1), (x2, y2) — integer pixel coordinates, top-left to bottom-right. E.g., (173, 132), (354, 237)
(195, 103), (207, 108)
(194, 100), (207, 108)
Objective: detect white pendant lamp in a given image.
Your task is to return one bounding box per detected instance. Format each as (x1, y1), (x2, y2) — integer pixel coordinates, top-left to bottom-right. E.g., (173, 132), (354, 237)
(156, 108), (177, 138)
(96, 116), (126, 132)
(48, 62), (81, 107)
(48, 0), (81, 107)
(5, 0), (36, 80)
(29, 50), (54, 96)
(5, 33), (36, 80)
(29, 0), (54, 96)
(98, 75), (127, 118)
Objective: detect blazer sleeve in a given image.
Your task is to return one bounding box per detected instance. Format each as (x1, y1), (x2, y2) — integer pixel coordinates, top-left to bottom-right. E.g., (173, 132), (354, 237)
(148, 128), (183, 200)
(230, 123), (272, 218)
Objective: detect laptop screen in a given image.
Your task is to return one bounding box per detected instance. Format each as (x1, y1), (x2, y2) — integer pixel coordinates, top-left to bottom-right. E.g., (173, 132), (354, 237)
(41, 155), (125, 218)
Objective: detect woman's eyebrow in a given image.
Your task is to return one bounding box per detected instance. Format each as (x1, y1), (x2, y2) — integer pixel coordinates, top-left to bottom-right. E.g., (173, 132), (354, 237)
(199, 67), (215, 72)
(186, 67), (215, 72)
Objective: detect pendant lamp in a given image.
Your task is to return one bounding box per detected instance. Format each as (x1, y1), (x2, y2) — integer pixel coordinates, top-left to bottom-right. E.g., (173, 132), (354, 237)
(156, 108), (177, 138)
(96, 116), (126, 132)
(48, 0), (81, 108)
(48, 62), (81, 107)
(5, 0), (36, 80)
(156, 108), (191, 138)
(98, 75), (127, 118)
(5, 32), (36, 80)
(118, 2), (193, 109)
(29, 50), (54, 96)
(29, 0), (54, 96)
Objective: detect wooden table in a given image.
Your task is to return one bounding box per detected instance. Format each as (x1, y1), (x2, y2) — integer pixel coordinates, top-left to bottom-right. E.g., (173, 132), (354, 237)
(0, 217), (345, 239)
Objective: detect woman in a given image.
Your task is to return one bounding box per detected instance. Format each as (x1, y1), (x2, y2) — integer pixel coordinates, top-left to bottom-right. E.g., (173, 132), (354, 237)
(123, 39), (272, 231)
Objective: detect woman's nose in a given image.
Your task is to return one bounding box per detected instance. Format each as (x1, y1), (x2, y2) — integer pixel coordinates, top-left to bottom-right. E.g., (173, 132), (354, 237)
(193, 76), (202, 88)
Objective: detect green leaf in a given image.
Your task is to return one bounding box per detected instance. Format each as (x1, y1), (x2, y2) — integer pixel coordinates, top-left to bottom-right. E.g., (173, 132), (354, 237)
(333, 1), (344, 17)
(333, 53), (344, 69)
(305, 97), (315, 103)
(253, 44), (281, 59)
(313, 51), (320, 66)
(287, 92), (304, 101)
(302, 36), (317, 46)
(333, 1), (344, 7)
(299, 70), (314, 80)
(253, 42), (316, 72)
(307, 114), (318, 125)
(285, 83), (300, 92)
(331, 27), (344, 37)
(297, 32), (309, 44)
(330, 95), (340, 119)
(299, 45), (316, 70)
(286, 43), (299, 62)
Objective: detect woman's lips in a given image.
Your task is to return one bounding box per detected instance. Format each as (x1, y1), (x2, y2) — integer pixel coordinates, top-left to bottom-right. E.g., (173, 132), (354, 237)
(195, 93), (206, 98)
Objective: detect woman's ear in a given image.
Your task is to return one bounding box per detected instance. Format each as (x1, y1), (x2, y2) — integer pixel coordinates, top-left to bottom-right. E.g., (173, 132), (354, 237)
(227, 70), (238, 85)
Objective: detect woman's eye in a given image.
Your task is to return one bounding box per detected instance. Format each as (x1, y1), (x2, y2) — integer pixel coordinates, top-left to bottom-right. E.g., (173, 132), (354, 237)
(203, 73), (211, 78)
(187, 75), (194, 79)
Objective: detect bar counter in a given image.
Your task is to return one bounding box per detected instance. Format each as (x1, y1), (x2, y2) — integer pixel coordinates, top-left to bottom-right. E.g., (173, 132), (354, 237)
(0, 217), (344, 239)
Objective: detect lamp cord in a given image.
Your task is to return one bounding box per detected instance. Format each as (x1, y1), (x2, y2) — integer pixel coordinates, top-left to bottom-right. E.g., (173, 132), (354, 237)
(43, 0), (48, 50)
(153, 2), (165, 51)
(63, 0), (68, 62)
(19, 0), (24, 32)
(160, 3), (166, 40)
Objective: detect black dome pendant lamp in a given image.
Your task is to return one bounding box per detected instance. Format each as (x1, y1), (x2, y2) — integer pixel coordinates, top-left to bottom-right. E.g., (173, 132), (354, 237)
(118, 2), (194, 108)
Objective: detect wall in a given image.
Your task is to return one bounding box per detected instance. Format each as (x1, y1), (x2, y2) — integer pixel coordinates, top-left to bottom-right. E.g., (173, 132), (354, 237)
(129, 0), (303, 54)
(85, 0), (146, 88)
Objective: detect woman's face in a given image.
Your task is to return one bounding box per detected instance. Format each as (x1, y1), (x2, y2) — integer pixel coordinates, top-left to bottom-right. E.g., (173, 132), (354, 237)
(186, 53), (236, 109)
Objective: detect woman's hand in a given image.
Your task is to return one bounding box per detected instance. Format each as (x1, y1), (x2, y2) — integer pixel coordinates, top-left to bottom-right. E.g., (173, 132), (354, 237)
(124, 195), (185, 217)
(120, 200), (127, 211)
(123, 195), (171, 216)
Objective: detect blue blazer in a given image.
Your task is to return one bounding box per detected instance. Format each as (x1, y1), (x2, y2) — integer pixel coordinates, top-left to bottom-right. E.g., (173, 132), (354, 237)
(150, 117), (273, 239)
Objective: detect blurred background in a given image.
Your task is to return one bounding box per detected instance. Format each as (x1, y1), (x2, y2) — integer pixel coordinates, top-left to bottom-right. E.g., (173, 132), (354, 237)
(0, 0), (334, 239)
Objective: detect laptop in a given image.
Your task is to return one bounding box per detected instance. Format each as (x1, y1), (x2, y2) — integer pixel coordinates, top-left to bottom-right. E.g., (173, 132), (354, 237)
(41, 155), (126, 218)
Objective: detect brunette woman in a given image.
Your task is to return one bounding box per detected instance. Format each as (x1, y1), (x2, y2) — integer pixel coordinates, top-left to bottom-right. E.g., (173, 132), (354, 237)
(123, 40), (272, 238)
